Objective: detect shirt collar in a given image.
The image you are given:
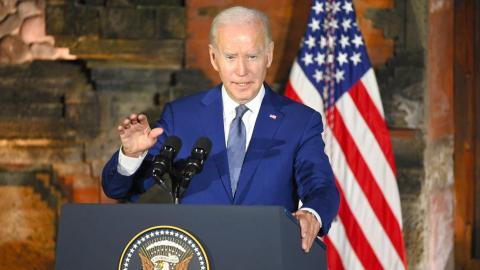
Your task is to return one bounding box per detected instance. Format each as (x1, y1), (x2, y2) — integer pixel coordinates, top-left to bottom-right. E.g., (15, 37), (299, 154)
(221, 84), (265, 116)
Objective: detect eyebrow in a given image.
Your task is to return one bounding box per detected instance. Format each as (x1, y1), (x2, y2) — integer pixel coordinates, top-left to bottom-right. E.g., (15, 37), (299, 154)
(222, 50), (264, 56)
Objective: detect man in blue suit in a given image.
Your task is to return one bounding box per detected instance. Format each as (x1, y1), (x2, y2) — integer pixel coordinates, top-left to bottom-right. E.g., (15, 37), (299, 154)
(102, 6), (339, 253)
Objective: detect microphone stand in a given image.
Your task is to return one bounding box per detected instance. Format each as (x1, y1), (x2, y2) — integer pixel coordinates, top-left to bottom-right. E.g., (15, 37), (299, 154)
(152, 173), (174, 203)
(170, 171), (185, 205)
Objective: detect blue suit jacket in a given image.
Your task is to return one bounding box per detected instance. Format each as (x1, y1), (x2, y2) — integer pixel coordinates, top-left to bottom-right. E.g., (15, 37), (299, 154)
(102, 84), (339, 235)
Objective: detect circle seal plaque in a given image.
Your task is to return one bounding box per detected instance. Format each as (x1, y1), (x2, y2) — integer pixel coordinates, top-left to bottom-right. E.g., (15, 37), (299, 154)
(118, 225), (210, 270)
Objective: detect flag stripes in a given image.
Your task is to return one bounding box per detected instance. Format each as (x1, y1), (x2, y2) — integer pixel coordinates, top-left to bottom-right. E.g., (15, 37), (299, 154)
(348, 80), (396, 174)
(335, 179), (384, 269)
(325, 225), (351, 270)
(334, 90), (401, 223)
(331, 90), (406, 267)
(326, 120), (405, 268)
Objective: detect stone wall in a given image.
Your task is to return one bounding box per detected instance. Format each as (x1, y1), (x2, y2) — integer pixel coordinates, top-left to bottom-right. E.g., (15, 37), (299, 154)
(46, 0), (184, 67)
(0, 1), (209, 269)
(0, 0), (74, 63)
(368, 0), (456, 269)
(425, 0), (455, 268)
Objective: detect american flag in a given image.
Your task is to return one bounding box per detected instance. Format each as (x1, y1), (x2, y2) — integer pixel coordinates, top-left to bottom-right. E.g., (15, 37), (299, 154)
(285, 1), (407, 269)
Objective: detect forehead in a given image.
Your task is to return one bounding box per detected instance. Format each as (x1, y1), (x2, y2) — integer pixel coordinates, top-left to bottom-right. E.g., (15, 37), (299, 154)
(215, 22), (266, 51)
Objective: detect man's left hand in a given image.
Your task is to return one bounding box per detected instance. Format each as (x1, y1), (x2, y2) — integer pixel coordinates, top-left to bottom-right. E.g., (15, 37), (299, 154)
(293, 210), (321, 253)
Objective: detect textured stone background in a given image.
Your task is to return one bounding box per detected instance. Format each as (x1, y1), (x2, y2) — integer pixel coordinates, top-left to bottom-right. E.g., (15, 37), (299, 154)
(0, 0), (457, 269)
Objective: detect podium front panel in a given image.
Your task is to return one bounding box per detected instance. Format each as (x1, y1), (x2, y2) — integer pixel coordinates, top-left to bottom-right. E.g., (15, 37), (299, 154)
(55, 204), (326, 270)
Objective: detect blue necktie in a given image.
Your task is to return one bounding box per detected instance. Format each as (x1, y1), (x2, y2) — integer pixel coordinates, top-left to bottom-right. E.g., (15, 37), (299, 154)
(227, 104), (248, 195)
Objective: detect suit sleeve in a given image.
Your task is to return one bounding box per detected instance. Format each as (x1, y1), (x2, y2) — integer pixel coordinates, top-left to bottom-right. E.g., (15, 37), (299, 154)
(294, 111), (339, 236)
(101, 103), (175, 201)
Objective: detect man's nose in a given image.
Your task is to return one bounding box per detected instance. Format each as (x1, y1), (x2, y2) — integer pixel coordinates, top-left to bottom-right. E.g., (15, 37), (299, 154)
(235, 58), (248, 76)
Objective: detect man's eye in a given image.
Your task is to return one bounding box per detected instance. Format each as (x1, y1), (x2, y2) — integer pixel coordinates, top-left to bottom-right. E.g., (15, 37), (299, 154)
(226, 55), (235, 60)
(249, 55), (257, 60)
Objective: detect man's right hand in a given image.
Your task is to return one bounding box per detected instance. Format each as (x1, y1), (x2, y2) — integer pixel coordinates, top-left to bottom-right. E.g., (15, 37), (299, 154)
(118, 113), (164, 157)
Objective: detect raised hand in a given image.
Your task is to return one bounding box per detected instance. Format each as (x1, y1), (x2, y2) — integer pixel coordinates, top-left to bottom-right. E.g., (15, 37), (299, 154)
(118, 113), (164, 157)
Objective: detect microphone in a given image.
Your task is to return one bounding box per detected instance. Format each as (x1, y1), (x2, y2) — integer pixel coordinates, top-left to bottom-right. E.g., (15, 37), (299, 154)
(152, 135), (182, 192)
(182, 137), (212, 181)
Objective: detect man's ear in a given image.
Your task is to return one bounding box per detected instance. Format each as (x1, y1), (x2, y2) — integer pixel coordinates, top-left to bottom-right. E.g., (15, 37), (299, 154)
(266, 41), (274, 68)
(209, 44), (219, 71)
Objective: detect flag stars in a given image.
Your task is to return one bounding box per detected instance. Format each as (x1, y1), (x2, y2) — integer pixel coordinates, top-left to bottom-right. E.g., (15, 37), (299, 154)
(337, 52), (348, 65)
(322, 19), (329, 30)
(343, 2), (354, 14)
(319, 36), (327, 48)
(313, 69), (323, 83)
(312, 1), (323, 14)
(308, 18), (320, 32)
(304, 35), (316, 49)
(302, 52), (314, 66)
(315, 52), (325, 66)
(331, 2), (341, 14)
(296, 0), (369, 95)
(329, 18), (339, 29)
(350, 52), (362, 65)
(352, 34), (363, 48)
(335, 69), (345, 83)
(324, 1), (330, 11)
(342, 19), (352, 31)
(339, 35), (350, 48)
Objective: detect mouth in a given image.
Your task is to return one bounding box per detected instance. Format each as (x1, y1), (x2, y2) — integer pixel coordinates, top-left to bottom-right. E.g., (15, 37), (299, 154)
(233, 82), (253, 87)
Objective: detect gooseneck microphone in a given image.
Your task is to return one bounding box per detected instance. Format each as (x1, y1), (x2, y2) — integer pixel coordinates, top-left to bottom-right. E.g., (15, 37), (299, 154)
(175, 137), (212, 198)
(183, 137), (212, 180)
(152, 136), (182, 194)
(151, 136), (212, 203)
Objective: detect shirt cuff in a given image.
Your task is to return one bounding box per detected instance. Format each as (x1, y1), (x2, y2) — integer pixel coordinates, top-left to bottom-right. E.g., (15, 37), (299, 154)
(300, 207), (323, 229)
(117, 146), (147, 176)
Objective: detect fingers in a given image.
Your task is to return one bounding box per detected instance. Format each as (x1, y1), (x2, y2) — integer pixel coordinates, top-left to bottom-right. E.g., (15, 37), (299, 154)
(129, 113), (139, 125)
(117, 113), (148, 133)
(149, 127), (164, 139)
(299, 217), (312, 252)
(294, 211), (320, 253)
(138, 114), (149, 125)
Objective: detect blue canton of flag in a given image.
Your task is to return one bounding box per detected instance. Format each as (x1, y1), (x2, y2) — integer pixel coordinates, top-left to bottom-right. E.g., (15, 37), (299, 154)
(298, 0), (370, 110)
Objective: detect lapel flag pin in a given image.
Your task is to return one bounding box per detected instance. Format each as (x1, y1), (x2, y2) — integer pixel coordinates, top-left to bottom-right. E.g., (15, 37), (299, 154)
(269, 114), (277, 120)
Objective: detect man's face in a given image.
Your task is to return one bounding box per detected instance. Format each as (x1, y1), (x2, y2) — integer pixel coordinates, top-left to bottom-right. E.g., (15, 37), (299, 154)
(209, 21), (274, 104)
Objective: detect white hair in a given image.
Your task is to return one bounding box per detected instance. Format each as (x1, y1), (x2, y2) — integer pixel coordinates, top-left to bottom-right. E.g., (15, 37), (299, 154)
(209, 6), (272, 47)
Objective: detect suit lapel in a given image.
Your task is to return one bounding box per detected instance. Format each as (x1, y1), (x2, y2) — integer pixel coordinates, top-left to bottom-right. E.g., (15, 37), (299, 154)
(234, 86), (284, 203)
(201, 86), (234, 202)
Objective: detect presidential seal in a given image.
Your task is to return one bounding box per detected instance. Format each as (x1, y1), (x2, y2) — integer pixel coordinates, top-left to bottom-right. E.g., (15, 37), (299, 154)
(118, 226), (210, 270)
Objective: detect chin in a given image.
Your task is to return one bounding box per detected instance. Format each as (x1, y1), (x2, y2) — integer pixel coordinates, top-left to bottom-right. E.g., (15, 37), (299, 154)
(227, 83), (261, 103)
